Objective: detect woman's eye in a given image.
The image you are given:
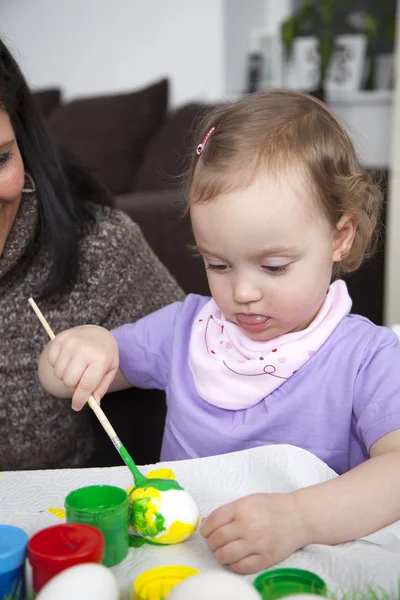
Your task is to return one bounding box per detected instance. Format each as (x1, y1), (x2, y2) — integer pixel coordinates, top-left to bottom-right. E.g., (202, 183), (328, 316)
(263, 265), (288, 274)
(206, 264), (228, 272)
(0, 152), (11, 167)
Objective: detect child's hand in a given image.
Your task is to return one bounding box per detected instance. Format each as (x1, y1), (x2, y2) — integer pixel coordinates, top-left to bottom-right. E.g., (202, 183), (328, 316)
(45, 325), (119, 410)
(200, 493), (308, 574)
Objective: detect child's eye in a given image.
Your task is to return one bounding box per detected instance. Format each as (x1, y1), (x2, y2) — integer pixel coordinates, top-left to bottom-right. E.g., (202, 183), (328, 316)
(0, 152), (12, 167)
(262, 265), (288, 274)
(206, 264), (229, 272)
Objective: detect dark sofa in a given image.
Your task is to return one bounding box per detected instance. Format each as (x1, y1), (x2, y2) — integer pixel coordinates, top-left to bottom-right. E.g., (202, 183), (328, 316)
(33, 81), (388, 467)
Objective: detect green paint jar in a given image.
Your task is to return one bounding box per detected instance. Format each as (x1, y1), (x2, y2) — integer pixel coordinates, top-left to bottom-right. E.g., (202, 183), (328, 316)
(253, 568), (327, 600)
(65, 485), (129, 567)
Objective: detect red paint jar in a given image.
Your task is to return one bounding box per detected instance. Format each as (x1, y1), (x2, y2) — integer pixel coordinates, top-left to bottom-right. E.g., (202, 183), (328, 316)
(27, 523), (104, 593)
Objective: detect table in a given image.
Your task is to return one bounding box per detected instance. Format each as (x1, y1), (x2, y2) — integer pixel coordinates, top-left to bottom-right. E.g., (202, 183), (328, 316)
(1, 445), (400, 599)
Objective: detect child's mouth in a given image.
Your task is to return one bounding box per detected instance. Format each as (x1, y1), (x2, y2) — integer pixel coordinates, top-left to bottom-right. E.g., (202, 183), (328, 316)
(235, 313), (271, 332)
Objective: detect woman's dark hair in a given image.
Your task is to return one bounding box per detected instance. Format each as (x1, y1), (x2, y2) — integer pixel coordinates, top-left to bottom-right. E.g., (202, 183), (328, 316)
(0, 38), (114, 297)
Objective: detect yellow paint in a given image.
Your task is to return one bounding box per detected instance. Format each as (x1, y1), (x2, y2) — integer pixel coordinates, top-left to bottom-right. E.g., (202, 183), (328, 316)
(154, 517), (199, 544)
(0, 473), (3, 476)
(127, 486), (161, 501)
(146, 468), (176, 480)
(133, 566), (199, 600)
(47, 507), (66, 519)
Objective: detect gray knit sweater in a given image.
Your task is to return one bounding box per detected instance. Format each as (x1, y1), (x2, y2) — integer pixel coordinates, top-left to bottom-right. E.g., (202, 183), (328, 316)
(0, 191), (184, 470)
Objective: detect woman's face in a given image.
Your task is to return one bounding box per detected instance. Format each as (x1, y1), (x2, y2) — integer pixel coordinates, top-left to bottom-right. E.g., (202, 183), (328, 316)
(0, 109), (25, 256)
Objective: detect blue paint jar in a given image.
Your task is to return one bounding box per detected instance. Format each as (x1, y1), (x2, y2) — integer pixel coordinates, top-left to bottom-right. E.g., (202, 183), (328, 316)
(0, 525), (28, 600)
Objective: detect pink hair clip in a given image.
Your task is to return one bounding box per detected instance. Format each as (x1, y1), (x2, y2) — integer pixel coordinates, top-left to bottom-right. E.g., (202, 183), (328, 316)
(196, 125), (216, 156)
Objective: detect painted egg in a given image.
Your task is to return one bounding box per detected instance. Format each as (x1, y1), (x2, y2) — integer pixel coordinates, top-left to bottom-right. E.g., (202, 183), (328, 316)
(128, 486), (200, 544)
(36, 563), (119, 600)
(167, 571), (261, 599)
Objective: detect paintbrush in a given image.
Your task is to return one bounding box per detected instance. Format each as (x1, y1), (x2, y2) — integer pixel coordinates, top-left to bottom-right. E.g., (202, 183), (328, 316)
(28, 297), (149, 487)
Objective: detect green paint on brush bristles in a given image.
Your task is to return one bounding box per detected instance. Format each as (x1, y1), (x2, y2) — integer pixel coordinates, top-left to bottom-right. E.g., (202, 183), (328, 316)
(120, 445), (182, 491)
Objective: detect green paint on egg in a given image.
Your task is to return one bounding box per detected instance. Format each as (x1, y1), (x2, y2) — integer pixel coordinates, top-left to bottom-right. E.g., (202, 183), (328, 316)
(129, 495), (166, 539)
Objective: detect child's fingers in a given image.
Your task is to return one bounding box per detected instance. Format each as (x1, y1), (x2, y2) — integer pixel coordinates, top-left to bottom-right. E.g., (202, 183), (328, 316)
(71, 363), (108, 411)
(52, 353), (72, 383)
(200, 502), (236, 538)
(92, 369), (118, 403)
(214, 539), (251, 566)
(46, 340), (62, 368)
(47, 331), (75, 365)
(229, 554), (264, 575)
(206, 522), (240, 552)
(61, 356), (88, 390)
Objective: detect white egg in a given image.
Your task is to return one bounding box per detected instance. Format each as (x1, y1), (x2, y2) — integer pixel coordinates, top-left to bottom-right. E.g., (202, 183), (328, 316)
(36, 563), (119, 600)
(167, 571), (261, 599)
(154, 489), (199, 540)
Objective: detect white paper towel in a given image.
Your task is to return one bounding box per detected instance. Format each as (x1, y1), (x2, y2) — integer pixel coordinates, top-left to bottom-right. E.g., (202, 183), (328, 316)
(1, 444), (400, 598)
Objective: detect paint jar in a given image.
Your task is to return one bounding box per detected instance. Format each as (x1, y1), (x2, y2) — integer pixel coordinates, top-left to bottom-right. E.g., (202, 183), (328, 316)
(0, 525), (28, 600)
(27, 523), (104, 594)
(133, 566), (200, 600)
(65, 484), (129, 567)
(253, 568), (327, 600)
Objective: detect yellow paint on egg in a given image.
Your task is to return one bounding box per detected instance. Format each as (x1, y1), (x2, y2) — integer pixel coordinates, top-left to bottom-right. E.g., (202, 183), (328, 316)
(128, 486), (161, 503)
(155, 517), (199, 544)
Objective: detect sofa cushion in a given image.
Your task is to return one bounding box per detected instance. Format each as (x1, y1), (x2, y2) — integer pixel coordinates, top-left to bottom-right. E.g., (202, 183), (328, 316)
(115, 191), (209, 296)
(32, 88), (62, 117)
(134, 102), (213, 192)
(48, 79), (169, 195)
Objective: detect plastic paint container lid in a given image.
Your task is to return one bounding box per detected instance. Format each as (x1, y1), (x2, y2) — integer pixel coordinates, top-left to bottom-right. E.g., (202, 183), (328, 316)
(28, 523), (104, 571)
(65, 485), (128, 517)
(0, 525), (28, 575)
(133, 566), (200, 600)
(253, 568), (327, 600)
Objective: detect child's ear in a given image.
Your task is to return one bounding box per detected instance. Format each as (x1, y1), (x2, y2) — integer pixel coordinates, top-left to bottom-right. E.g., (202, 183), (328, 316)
(332, 213), (357, 263)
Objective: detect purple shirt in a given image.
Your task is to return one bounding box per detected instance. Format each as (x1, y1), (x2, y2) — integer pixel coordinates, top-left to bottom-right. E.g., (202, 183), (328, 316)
(112, 294), (400, 474)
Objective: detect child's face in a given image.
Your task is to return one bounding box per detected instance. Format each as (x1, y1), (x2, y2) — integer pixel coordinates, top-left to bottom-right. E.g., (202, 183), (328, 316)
(191, 170), (354, 341)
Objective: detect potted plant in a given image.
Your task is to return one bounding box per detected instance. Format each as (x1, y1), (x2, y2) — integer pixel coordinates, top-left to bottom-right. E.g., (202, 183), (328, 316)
(281, 0), (379, 101)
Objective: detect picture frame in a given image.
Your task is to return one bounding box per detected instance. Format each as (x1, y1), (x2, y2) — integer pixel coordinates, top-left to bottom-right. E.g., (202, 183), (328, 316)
(250, 29), (368, 93)
(283, 34), (368, 92)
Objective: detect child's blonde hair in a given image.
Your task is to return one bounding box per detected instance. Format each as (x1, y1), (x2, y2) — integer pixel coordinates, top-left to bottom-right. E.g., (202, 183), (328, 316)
(187, 89), (382, 279)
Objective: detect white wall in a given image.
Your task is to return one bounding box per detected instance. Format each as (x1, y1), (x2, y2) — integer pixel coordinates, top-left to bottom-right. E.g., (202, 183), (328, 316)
(225, 0), (293, 95)
(224, 0), (265, 95)
(0, 0), (225, 107)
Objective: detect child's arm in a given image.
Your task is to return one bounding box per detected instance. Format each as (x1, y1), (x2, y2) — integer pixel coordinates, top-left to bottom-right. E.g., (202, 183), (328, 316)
(294, 430), (400, 542)
(38, 324), (132, 410)
(201, 430), (400, 575)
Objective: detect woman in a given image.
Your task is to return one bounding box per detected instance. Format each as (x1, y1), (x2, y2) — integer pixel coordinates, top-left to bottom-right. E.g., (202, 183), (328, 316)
(0, 39), (184, 470)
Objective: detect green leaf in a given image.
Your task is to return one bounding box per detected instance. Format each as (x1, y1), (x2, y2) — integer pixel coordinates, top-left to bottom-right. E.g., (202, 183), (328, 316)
(281, 17), (297, 51)
(360, 12), (379, 40)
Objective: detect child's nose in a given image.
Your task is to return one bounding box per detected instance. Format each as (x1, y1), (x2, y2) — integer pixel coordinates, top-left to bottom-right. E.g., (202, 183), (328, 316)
(232, 276), (262, 305)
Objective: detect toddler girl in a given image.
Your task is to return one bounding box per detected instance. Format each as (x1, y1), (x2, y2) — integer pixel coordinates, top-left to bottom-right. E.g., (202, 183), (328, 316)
(38, 89), (400, 575)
